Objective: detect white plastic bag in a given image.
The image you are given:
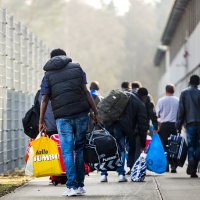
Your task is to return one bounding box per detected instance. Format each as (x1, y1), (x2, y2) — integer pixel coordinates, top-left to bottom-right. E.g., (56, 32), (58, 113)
(131, 152), (147, 182)
(25, 146), (34, 176)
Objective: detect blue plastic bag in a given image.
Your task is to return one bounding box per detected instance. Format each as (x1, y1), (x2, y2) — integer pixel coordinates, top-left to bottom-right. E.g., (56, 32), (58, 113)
(146, 133), (167, 174)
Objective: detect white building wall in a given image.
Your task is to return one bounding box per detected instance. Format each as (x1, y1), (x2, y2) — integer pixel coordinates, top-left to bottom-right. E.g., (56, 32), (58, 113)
(158, 21), (200, 97)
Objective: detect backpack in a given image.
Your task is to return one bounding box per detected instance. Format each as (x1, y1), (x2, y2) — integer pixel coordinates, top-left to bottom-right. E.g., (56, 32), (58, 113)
(22, 90), (40, 139)
(97, 90), (130, 126)
(84, 126), (122, 171)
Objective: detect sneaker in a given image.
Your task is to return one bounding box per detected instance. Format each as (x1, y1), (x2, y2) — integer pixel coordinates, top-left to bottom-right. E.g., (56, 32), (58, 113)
(62, 188), (77, 196)
(100, 175), (108, 182)
(187, 160), (194, 175)
(118, 175), (128, 182)
(76, 187), (86, 195)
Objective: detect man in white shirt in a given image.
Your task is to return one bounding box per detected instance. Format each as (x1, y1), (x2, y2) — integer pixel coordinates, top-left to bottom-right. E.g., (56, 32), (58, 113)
(156, 84), (179, 173)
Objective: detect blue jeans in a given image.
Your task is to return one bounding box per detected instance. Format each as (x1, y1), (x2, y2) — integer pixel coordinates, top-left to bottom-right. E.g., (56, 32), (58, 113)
(101, 124), (126, 176)
(56, 115), (89, 189)
(186, 125), (200, 165)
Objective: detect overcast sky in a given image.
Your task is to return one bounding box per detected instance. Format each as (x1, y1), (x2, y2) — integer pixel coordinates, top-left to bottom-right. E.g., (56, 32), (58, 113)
(84, 0), (161, 15)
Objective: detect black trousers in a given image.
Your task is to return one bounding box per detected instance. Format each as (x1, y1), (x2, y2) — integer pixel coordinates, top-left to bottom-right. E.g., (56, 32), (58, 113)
(159, 122), (177, 170)
(127, 135), (141, 169)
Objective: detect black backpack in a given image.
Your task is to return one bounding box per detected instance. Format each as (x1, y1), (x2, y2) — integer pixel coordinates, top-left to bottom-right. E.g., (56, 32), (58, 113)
(22, 90), (40, 139)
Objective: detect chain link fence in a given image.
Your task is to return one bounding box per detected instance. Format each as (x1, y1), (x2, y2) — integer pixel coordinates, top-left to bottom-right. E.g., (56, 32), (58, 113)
(0, 9), (49, 173)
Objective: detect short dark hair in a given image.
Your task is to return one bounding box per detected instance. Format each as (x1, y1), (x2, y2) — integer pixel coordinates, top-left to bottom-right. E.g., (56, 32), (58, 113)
(121, 81), (131, 89)
(137, 87), (148, 97)
(165, 84), (175, 94)
(189, 75), (200, 86)
(50, 48), (66, 58)
(90, 81), (99, 91)
(132, 81), (142, 89)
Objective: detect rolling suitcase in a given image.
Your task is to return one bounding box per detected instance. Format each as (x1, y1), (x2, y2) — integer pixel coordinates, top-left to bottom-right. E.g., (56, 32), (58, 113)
(50, 175), (67, 186)
(50, 134), (91, 186)
(167, 134), (188, 167)
(50, 134), (66, 186)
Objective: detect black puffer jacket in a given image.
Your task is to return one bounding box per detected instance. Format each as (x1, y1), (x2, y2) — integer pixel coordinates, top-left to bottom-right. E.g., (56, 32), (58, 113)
(176, 86), (200, 131)
(118, 93), (149, 148)
(43, 55), (90, 119)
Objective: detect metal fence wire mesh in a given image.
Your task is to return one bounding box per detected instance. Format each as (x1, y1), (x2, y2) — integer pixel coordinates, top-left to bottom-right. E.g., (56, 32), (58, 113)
(0, 9), (49, 173)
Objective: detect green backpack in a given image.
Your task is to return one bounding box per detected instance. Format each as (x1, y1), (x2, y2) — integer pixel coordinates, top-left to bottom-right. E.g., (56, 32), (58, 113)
(97, 90), (130, 126)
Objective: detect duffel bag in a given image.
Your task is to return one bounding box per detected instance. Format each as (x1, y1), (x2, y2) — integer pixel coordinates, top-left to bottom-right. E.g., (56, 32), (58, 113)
(84, 125), (122, 171)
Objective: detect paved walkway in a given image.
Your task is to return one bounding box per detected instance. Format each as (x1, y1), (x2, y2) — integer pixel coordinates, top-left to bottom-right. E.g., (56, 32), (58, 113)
(0, 168), (200, 200)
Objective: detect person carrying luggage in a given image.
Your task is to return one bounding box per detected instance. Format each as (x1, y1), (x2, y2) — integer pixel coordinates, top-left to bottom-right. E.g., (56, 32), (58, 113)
(100, 86), (148, 182)
(39, 48), (99, 196)
(176, 75), (200, 178)
(127, 84), (158, 174)
(156, 84), (179, 173)
(37, 90), (57, 136)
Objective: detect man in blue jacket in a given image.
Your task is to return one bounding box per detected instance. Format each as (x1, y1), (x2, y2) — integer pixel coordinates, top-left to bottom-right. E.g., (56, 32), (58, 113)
(176, 75), (200, 178)
(39, 49), (99, 196)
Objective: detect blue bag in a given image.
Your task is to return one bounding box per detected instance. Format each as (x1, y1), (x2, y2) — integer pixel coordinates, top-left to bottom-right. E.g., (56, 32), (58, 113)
(146, 133), (167, 174)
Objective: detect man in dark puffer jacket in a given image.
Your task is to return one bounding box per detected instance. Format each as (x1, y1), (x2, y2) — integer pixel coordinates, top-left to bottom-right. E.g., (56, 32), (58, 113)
(39, 49), (99, 196)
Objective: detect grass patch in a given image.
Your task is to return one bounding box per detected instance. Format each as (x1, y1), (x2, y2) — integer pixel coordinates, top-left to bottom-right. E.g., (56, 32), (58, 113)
(0, 183), (22, 197)
(0, 174), (32, 197)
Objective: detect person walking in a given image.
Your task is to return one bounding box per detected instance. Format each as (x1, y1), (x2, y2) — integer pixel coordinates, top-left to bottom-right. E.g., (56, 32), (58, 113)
(176, 75), (200, 178)
(39, 48), (99, 196)
(137, 87), (158, 134)
(131, 81), (142, 93)
(126, 85), (158, 174)
(156, 84), (179, 173)
(100, 88), (148, 182)
(89, 81), (103, 106)
(121, 81), (132, 92)
(89, 81), (103, 131)
(37, 90), (57, 136)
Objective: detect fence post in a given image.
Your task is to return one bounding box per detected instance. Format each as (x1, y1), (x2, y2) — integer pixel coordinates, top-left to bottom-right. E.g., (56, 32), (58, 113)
(2, 8), (8, 172)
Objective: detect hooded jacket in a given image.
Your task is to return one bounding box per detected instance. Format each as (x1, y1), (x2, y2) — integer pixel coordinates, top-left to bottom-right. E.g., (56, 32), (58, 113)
(118, 93), (149, 148)
(43, 55), (90, 119)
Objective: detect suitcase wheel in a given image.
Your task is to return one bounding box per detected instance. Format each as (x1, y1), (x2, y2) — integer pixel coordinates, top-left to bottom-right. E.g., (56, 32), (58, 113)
(52, 180), (58, 186)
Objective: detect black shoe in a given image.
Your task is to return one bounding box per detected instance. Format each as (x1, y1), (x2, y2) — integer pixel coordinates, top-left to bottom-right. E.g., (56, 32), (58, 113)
(171, 169), (177, 173)
(191, 173), (198, 178)
(187, 160), (194, 175)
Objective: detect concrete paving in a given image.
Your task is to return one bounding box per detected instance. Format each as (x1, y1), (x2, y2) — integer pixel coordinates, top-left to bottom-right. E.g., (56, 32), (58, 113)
(0, 168), (199, 200)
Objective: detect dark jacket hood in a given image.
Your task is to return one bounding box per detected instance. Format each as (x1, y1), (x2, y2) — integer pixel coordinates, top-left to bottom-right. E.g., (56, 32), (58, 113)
(43, 55), (72, 71)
